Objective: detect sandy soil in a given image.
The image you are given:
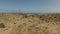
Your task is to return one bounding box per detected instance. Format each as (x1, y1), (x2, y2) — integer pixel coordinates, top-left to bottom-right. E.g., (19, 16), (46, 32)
(0, 14), (60, 34)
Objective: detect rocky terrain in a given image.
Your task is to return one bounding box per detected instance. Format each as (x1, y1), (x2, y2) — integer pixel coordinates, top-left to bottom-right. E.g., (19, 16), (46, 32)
(0, 13), (60, 34)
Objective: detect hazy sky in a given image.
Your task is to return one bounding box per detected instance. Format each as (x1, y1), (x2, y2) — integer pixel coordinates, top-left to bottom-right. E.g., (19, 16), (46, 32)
(0, 0), (60, 13)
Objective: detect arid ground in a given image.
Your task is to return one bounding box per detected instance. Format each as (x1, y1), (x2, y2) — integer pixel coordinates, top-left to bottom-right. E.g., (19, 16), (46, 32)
(0, 13), (60, 34)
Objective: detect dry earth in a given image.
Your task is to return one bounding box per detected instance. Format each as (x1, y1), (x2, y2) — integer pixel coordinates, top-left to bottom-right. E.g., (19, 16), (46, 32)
(0, 13), (60, 34)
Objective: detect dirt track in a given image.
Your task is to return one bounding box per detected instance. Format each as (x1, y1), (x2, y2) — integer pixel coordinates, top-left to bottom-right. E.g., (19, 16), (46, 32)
(0, 14), (60, 34)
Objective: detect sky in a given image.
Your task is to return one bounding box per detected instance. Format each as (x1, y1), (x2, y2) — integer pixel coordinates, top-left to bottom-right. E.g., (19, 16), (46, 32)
(0, 0), (60, 13)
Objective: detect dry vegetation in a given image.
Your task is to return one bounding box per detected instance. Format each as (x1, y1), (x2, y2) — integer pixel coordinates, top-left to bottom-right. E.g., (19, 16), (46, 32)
(0, 13), (60, 34)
